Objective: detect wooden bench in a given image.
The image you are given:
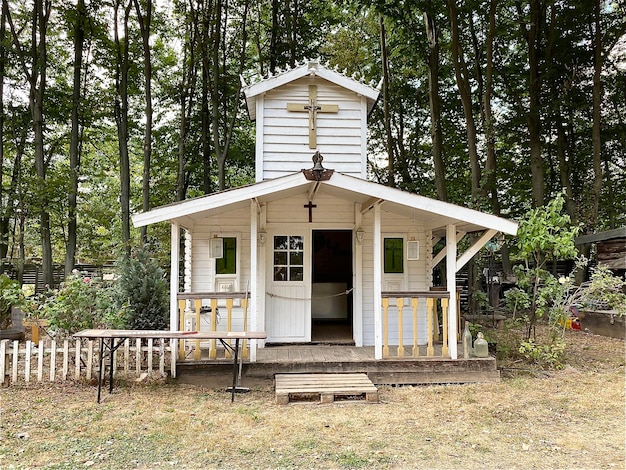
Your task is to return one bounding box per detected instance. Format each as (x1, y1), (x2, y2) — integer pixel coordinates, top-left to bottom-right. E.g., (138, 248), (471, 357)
(275, 373), (379, 404)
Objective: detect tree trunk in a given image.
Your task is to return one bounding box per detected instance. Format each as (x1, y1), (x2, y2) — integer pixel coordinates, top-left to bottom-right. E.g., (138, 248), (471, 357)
(590, 0), (603, 230)
(448, 0), (481, 202)
(177, 12), (196, 202)
(424, 11), (447, 202)
(380, 16), (395, 188)
(269, 0), (278, 74)
(8, 0), (55, 286)
(0, 1), (7, 262)
(114, 0), (132, 258)
(134, 0), (153, 243)
(65, 0), (86, 276)
(522, 0), (545, 207)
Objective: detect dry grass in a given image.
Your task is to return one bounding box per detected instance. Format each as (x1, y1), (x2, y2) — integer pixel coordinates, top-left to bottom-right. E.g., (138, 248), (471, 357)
(1, 329), (624, 469)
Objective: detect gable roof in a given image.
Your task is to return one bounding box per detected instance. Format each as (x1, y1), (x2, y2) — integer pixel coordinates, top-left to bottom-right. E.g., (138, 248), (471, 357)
(242, 60), (381, 120)
(132, 171), (518, 237)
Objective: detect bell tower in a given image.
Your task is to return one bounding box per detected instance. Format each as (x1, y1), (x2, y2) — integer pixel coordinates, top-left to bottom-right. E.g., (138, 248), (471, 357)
(242, 60), (380, 182)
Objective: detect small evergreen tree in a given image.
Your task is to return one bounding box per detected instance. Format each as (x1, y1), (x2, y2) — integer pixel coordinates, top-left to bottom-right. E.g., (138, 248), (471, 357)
(115, 244), (169, 330)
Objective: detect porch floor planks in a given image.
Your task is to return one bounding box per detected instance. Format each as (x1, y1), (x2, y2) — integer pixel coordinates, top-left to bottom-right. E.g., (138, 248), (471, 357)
(257, 344), (456, 363)
(275, 373), (379, 405)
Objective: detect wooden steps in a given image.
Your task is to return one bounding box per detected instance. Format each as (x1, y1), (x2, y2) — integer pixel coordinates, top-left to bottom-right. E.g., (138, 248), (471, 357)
(275, 373), (379, 405)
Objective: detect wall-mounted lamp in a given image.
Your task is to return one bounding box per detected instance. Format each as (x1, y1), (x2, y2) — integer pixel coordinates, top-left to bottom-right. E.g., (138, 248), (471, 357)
(258, 230), (267, 246)
(355, 227), (365, 245)
(209, 234), (223, 259)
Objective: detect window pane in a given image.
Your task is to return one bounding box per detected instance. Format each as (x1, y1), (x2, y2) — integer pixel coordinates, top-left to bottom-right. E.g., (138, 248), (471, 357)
(274, 236), (288, 250)
(290, 251), (303, 266)
(274, 252), (287, 265)
(384, 238), (404, 273)
(290, 267), (303, 281)
(274, 266), (287, 281)
(216, 237), (236, 274)
(290, 236), (303, 250)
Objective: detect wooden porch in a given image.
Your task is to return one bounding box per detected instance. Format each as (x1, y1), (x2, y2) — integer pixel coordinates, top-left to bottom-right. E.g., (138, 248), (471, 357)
(174, 291), (499, 387)
(175, 343), (500, 387)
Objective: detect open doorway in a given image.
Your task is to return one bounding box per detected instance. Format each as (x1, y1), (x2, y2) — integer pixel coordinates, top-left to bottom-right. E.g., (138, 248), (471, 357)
(311, 230), (353, 344)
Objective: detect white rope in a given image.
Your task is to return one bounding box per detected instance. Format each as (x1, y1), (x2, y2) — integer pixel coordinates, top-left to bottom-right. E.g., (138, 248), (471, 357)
(266, 288), (354, 301)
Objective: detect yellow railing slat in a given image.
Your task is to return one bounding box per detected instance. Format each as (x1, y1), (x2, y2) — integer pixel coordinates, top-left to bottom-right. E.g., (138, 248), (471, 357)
(426, 297), (435, 357)
(224, 298), (234, 358)
(178, 300), (186, 359)
(209, 298), (218, 359)
(193, 299), (202, 360)
(397, 297), (405, 358)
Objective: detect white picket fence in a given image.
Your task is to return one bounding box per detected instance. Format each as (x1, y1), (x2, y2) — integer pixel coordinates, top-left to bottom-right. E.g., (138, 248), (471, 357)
(0, 338), (177, 385)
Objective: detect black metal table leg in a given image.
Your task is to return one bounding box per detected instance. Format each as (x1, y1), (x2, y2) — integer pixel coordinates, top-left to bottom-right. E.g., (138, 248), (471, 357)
(231, 339), (240, 403)
(109, 338), (115, 394)
(97, 338), (105, 403)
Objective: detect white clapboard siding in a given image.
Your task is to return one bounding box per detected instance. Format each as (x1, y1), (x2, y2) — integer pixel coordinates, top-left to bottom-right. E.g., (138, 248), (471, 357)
(259, 79), (366, 180)
(0, 338), (176, 386)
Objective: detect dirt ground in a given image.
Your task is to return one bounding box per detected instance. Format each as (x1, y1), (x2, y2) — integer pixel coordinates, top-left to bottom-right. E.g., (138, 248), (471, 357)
(1, 328), (624, 469)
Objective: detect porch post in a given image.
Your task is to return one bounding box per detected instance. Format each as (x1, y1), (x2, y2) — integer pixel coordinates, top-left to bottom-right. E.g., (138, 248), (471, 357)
(354, 203), (363, 347)
(373, 204), (382, 359)
(170, 222), (180, 332)
(446, 223), (458, 359)
(249, 200), (258, 362)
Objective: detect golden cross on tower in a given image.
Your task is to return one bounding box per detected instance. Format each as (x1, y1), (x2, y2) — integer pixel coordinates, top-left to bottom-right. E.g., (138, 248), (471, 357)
(287, 85), (339, 149)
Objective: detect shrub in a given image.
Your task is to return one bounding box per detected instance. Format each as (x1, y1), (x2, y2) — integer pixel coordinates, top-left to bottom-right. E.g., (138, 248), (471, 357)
(114, 244), (169, 330)
(33, 274), (118, 338)
(0, 274), (25, 329)
(518, 338), (566, 368)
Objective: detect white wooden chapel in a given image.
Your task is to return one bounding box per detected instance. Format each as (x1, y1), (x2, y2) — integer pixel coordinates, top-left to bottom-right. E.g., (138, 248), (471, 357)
(132, 60), (518, 361)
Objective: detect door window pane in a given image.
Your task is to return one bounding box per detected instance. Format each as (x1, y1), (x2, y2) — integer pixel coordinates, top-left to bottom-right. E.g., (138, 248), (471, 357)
(384, 238), (404, 273)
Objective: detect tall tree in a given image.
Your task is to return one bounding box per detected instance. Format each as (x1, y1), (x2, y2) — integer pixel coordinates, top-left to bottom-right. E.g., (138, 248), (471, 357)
(379, 15), (395, 188)
(5, 0), (54, 286)
(65, 0), (87, 275)
(133, 0), (153, 243)
(113, 0), (132, 257)
(0, 0), (8, 262)
(423, 9), (447, 202)
(447, 0), (481, 202)
(589, 0), (603, 232)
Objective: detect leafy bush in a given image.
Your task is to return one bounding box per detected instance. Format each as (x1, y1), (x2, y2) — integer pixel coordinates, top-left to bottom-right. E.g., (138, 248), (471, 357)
(114, 244), (169, 330)
(0, 274), (25, 329)
(518, 338), (566, 368)
(32, 275), (119, 338)
(503, 288), (531, 318)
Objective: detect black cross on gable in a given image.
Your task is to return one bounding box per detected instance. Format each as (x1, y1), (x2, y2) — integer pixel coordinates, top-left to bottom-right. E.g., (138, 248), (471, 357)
(304, 201), (317, 223)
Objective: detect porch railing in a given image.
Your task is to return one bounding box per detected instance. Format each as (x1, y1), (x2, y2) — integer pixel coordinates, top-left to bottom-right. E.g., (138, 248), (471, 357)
(381, 291), (461, 359)
(176, 292), (249, 361)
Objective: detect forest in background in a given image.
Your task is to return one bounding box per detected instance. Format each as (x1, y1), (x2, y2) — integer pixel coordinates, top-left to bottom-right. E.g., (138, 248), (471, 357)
(1, 0), (625, 286)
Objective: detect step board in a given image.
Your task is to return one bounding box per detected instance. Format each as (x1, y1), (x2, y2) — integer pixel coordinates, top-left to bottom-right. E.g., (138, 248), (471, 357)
(275, 373), (379, 405)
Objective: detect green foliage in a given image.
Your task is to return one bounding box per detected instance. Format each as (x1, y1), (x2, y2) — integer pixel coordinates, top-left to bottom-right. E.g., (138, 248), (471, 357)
(114, 244), (169, 330)
(513, 194), (581, 336)
(516, 195), (580, 267)
(503, 288), (531, 317)
(30, 275), (120, 338)
(0, 275), (25, 329)
(539, 264), (626, 328)
(518, 339), (566, 369)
